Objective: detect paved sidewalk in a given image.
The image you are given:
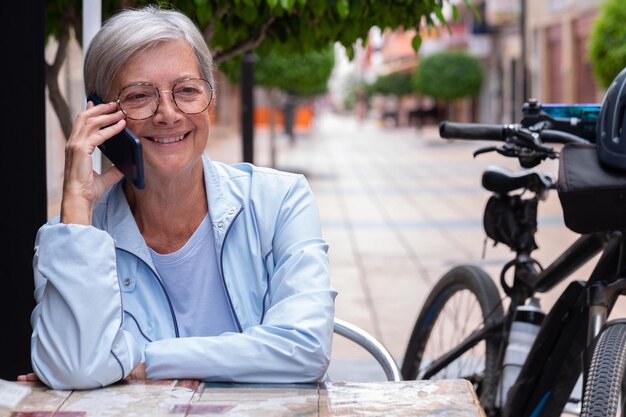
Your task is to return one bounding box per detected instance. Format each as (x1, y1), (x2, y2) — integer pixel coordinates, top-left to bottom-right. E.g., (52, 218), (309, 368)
(208, 111), (617, 382)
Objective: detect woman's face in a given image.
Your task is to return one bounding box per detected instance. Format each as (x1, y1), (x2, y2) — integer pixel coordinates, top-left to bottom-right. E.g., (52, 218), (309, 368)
(109, 39), (211, 182)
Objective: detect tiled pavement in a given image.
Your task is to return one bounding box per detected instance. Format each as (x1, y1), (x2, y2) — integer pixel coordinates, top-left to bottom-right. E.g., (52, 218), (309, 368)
(207, 111), (626, 383)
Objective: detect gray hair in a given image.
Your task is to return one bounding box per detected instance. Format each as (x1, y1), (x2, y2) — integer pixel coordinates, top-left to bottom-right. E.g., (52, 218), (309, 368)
(84, 4), (215, 100)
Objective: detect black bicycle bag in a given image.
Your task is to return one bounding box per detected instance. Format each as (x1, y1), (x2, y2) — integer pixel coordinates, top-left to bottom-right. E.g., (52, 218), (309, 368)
(557, 142), (626, 234)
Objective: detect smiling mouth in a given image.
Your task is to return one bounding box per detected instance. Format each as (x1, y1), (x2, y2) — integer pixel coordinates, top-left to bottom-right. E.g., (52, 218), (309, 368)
(148, 134), (186, 144)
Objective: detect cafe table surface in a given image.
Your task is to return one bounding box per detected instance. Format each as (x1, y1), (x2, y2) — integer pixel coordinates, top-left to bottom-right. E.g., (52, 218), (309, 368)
(2, 379), (486, 417)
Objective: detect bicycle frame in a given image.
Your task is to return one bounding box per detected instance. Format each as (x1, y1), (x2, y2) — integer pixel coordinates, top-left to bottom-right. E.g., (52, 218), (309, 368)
(418, 209), (626, 416)
(504, 231), (626, 416)
(418, 109), (626, 416)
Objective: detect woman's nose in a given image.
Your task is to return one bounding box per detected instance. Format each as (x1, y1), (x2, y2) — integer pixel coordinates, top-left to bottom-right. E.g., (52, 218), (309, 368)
(152, 91), (182, 122)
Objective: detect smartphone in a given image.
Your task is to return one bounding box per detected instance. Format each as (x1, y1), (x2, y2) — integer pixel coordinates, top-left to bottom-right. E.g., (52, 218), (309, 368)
(87, 94), (145, 189)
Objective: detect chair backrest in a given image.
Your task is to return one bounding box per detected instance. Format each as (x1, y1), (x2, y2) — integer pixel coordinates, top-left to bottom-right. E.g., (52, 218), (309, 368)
(333, 317), (402, 382)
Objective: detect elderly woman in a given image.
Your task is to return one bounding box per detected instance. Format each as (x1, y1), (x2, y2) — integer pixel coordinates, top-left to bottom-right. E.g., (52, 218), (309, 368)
(26, 4), (336, 389)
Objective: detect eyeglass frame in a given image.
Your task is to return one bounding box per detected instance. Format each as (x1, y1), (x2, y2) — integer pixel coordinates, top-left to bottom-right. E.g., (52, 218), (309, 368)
(115, 77), (215, 120)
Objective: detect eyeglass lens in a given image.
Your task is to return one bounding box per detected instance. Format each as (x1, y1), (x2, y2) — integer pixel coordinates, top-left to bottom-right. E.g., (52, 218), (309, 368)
(118, 78), (213, 120)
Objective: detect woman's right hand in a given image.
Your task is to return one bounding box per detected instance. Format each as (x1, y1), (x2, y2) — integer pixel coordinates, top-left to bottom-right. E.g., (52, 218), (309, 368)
(60, 101), (127, 225)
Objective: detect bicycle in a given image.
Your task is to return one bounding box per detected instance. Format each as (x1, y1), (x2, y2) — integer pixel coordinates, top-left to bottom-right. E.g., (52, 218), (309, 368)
(400, 99), (626, 417)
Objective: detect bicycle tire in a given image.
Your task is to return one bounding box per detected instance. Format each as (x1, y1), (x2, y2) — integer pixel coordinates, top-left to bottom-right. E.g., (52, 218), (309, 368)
(401, 264), (504, 409)
(581, 322), (626, 417)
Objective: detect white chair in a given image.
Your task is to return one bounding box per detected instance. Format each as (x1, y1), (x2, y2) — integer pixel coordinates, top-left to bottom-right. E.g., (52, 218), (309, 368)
(333, 317), (402, 382)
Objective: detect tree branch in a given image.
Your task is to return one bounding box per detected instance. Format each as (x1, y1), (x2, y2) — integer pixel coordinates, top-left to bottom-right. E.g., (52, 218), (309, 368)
(203, 5), (229, 46)
(213, 15), (276, 64)
(47, 19), (73, 139)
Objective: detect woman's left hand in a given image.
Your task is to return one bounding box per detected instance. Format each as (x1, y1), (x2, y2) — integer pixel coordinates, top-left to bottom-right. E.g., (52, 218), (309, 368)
(17, 373), (40, 382)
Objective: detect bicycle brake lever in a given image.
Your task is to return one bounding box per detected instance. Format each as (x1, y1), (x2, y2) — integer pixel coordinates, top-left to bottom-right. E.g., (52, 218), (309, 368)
(495, 143), (520, 157)
(473, 146), (498, 157)
(515, 129), (554, 153)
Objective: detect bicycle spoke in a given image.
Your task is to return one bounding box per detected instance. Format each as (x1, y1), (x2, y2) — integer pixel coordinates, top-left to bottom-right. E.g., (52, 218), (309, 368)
(419, 289), (486, 380)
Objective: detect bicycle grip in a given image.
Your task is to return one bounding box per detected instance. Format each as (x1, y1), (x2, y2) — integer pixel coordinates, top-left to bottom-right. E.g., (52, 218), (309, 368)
(439, 121), (506, 141)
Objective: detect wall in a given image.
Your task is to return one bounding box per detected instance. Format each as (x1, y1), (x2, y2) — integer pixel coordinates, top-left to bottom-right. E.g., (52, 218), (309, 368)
(526, 0), (605, 103)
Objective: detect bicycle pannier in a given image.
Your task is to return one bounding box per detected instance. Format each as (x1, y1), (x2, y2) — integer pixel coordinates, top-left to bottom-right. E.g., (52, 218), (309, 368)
(557, 142), (626, 233)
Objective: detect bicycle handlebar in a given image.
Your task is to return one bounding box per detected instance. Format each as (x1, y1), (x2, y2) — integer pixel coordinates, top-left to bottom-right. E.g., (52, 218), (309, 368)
(439, 122), (505, 141)
(540, 129), (589, 144)
(439, 121), (590, 145)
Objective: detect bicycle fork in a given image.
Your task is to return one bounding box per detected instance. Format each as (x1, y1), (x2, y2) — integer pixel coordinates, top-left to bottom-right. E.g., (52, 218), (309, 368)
(587, 278), (626, 343)
(588, 287), (609, 343)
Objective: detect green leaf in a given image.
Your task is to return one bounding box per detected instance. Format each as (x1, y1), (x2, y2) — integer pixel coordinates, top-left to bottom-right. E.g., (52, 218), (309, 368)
(267, 0), (278, 7)
(195, 4), (213, 27)
(411, 34), (422, 52)
(350, 1), (363, 18)
(311, 0), (326, 16)
(345, 44), (355, 60)
(451, 4), (458, 21)
(433, 5), (444, 24)
(337, 0), (349, 19)
(239, 4), (258, 23)
(280, 0), (296, 11)
(193, 0), (208, 6)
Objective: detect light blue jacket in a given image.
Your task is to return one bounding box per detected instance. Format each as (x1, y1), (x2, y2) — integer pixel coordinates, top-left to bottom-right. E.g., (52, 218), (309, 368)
(30, 154), (336, 390)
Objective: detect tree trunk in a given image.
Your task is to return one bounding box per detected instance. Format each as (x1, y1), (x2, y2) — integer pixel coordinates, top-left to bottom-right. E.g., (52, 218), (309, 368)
(46, 27), (73, 139)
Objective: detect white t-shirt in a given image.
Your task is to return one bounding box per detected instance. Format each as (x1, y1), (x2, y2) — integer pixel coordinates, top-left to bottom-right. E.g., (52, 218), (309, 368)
(149, 213), (238, 337)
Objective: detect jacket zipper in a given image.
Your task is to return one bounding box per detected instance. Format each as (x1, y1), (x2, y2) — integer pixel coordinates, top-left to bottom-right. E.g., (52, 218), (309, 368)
(260, 251), (272, 324)
(219, 205), (245, 332)
(121, 248), (180, 338)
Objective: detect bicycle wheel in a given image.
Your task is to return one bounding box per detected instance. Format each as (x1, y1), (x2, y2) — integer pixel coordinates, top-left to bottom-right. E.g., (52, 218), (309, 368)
(581, 322), (626, 417)
(401, 264), (504, 409)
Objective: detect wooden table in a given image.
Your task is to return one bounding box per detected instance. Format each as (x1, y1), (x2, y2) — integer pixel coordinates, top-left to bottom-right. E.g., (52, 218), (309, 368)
(2, 379), (486, 416)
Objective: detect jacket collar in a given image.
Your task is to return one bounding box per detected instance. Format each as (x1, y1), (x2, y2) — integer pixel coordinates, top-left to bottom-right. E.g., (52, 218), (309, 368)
(201, 153), (245, 254)
(103, 153), (243, 261)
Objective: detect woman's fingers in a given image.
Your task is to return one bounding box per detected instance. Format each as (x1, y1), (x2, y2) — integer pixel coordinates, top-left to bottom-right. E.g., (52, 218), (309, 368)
(60, 101), (130, 224)
(73, 102), (126, 149)
(17, 373), (40, 382)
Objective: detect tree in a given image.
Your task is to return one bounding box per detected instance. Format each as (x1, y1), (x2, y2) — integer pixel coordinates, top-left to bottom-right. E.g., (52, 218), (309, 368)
(254, 46), (335, 96)
(367, 73), (413, 97)
(588, 0), (626, 89)
(253, 46), (335, 165)
(367, 73), (414, 127)
(46, 0), (471, 139)
(411, 50), (483, 100)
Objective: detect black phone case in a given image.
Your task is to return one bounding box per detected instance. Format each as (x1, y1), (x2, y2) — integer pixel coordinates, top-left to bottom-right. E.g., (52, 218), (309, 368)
(87, 94), (145, 189)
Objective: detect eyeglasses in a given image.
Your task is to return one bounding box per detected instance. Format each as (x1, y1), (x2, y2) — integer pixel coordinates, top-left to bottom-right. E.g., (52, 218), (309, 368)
(116, 78), (214, 120)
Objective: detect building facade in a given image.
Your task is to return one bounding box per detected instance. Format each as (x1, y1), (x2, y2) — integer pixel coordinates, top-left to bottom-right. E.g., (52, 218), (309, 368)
(483, 0), (606, 123)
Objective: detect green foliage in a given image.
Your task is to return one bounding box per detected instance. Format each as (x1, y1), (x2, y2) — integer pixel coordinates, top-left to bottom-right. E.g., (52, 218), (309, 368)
(412, 50), (483, 100)
(367, 73), (413, 97)
(45, 0), (80, 44)
(219, 45), (335, 96)
(588, 0), (626, 89)
(46, 0), (472, 64)
(254, 46), (335, 96)
(343, 87), (357, 111)
(44, 0), (474, 138)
